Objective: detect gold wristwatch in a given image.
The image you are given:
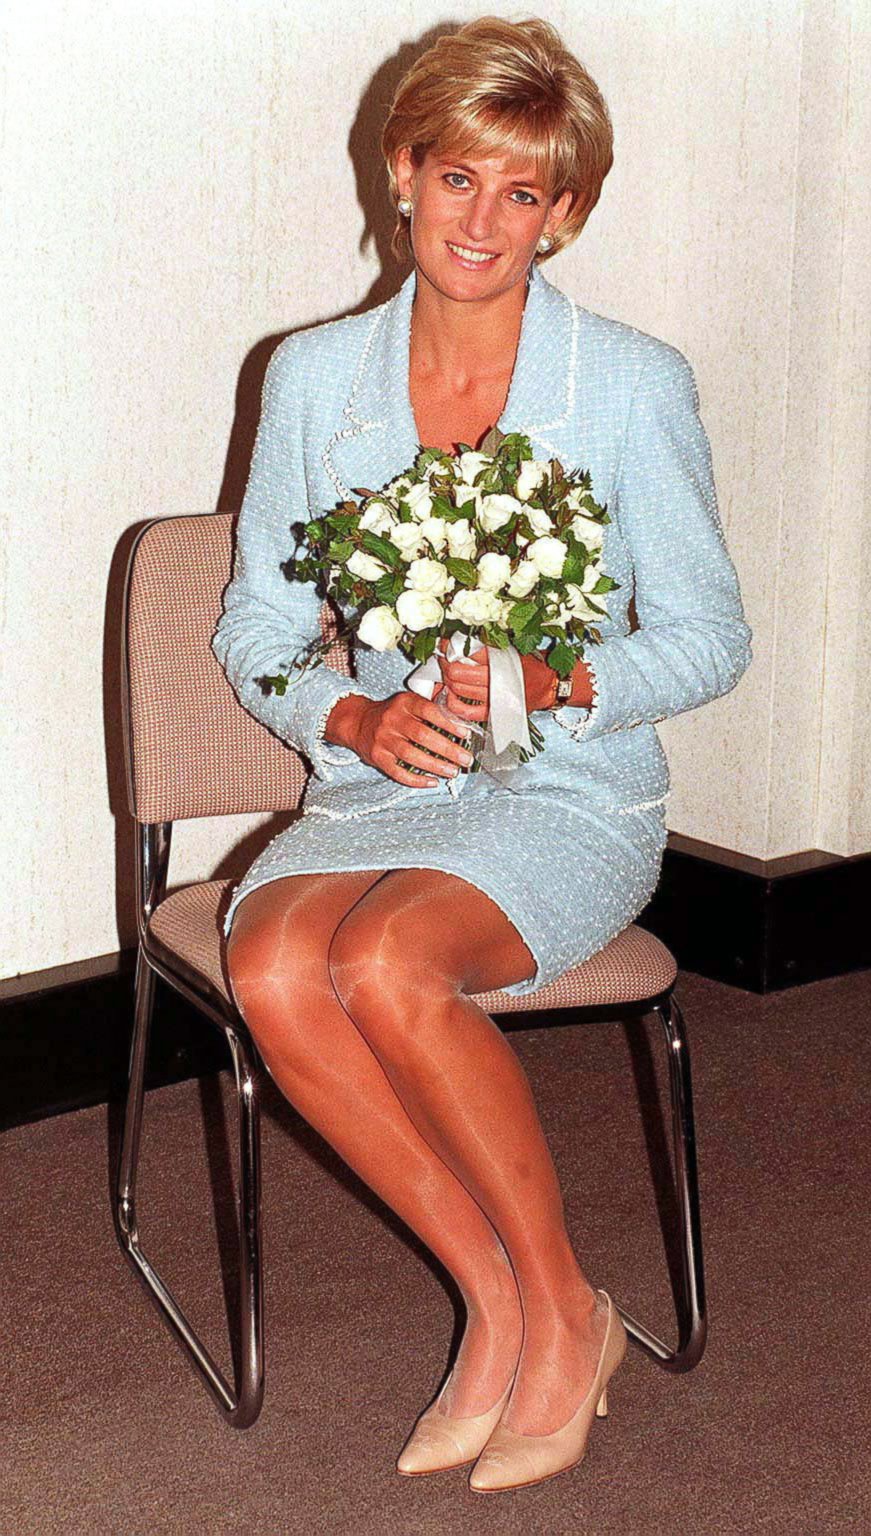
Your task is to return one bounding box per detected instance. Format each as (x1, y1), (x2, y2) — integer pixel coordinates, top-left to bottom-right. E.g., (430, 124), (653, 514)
(551, 674), (574, 707)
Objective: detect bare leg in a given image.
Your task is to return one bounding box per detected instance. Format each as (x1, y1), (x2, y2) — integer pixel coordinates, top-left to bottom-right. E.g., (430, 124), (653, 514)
(328, 868), (608, 1436)
(226, 871), (523, 1415)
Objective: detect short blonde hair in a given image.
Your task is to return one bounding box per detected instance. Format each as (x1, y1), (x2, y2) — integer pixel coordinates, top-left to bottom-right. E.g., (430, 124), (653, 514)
(381, 16), (614, 264)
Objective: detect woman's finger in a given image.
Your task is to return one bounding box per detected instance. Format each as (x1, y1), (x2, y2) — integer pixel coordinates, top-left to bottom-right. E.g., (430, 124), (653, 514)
(444, 687), (488, 721)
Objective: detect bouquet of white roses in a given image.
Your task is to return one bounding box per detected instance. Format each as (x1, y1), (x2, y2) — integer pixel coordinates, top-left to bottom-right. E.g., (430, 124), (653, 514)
(261, 428), (618, 780)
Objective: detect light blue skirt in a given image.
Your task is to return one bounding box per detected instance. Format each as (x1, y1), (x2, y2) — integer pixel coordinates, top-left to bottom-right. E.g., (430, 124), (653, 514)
(223, 770), (668, 999)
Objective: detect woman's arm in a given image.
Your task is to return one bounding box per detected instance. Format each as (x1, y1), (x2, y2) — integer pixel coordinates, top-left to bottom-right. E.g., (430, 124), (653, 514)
(553, 345), (752, 743)
(211, 336), (381, 780)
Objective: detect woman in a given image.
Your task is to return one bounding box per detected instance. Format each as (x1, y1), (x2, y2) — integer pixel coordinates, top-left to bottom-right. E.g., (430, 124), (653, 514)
(212, 16), (752, 1493)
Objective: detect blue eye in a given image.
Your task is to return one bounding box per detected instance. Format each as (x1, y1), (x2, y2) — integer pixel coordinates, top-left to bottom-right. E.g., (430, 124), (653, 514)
(442, 173), (539, 205)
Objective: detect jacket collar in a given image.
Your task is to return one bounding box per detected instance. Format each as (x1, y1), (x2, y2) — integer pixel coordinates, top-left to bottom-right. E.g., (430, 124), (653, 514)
(322, 260), (581, 501)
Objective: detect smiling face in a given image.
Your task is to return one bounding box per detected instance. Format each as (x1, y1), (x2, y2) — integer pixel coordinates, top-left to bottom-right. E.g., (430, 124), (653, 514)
(393, 144), (574, 302)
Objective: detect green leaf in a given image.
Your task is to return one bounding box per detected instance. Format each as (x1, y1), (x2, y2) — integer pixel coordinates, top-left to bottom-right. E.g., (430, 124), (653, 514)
(482, 626), (510, 649)
(360, 529), (402, 568)
(513, 629), (543, 655)
(561, 541), (585, 584)
(327, 539), (354, 561)
(374, 571), (404, 604)
(412, 629), (437, 662)
(505, 599), (538, 633)
(548, 639), (577, 679)
(444, 556), (478, 588)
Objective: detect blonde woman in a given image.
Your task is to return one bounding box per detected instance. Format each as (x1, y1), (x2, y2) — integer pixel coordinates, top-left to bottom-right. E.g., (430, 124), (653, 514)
(213, 15), (751, 1493)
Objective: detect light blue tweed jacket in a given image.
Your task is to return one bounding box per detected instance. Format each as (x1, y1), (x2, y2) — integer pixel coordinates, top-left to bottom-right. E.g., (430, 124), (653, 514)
(212, 261), (752, 820)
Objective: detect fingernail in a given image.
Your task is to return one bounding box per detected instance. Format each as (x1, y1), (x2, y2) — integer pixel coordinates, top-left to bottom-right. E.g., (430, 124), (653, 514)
(460, 750), (474, 766)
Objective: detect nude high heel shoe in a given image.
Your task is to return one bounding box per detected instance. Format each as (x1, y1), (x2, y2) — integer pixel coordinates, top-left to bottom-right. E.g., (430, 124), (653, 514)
(396, 1365), (517, 1476)
(468, 1290), (628, 1494)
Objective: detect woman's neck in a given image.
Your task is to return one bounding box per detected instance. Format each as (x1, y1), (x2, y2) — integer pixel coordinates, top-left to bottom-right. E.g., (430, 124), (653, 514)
(409, 266), (528, 390)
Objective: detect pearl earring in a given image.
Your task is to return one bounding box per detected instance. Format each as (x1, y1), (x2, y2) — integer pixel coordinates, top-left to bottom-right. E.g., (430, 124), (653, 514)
(397, 197), (413, 217)
(537, 232), (554, 253)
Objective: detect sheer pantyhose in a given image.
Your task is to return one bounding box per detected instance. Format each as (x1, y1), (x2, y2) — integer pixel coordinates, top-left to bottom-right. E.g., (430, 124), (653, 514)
(227, 866), (606, 1435)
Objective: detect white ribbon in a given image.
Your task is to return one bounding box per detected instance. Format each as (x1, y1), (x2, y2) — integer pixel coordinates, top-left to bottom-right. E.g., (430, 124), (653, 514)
(406, 630), (534, 786)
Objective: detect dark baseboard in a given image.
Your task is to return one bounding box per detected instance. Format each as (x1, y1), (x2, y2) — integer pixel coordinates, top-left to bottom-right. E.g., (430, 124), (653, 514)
(2, 835), (869, 1131)
(637, 832), (871, 993)
(0, 955), (231, 1134)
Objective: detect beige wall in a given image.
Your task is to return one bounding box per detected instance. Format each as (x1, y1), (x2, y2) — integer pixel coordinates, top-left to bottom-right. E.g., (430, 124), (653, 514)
(2, 0), (868, 979)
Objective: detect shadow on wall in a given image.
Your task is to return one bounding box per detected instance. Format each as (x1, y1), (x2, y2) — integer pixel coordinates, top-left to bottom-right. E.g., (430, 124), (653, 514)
(101, 22), (487, 948)
(212, 26), (449, 517)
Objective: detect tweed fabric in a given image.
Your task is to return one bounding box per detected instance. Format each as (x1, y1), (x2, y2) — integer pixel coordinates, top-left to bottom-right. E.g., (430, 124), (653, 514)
(124, 514), (351, 822)
(147, 878), (677, 1014)
(210, 261), (752, 996)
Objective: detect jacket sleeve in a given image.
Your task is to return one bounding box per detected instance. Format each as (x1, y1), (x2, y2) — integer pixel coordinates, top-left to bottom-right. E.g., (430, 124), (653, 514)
(552, 344), (752, 743)
(211, 336), (382, 780)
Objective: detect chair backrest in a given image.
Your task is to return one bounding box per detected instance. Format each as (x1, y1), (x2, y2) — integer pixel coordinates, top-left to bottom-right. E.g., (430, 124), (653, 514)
(123, 512), (351, 823)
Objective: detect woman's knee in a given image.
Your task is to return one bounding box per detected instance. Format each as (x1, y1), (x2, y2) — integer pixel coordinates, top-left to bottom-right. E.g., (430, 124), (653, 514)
(226, 893), (330, 1033)
(327, 902), (455, 1040)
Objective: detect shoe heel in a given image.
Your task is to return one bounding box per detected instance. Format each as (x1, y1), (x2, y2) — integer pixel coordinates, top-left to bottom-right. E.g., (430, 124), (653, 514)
(595, 1388), (608, 1418)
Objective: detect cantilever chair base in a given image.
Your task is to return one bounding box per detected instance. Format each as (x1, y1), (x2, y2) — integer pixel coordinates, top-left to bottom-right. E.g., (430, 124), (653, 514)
(113, 825), (705, 1430)
(113, 941), (264, 1428)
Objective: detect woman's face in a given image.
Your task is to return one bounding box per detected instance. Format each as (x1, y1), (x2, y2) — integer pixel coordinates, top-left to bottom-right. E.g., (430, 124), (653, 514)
(394, 144), (573, 302)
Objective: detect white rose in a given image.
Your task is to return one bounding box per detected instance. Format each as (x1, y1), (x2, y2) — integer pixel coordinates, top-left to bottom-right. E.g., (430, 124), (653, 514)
(515, 460), (550, 501)
(565, 582), (607, 621)
(357, 605), (403, 650)
(346, 549), (389, 581)
(525, 504), (554, 536)
(358, 498), (397, 535)
(545, 598), (576, 629)
(515, 532), (529, 548)
(454, 484), (482, 515)
(477, 493), (522, 533)
(388, 474), (413, 499)
(328, 563), (342, 585)
(506, 559), (540, 598)
(388, 522), (425, 561)
(405, 557), (454, 597)
(446, 519), (478, 559)
(418, 515), (448, 554)
(396, 588), (444, 631)
(570, 512), (604, 550)
(404, 482), (435, 521)
(446, 588), (504, 625)
(566, 485), (592, 510)
(476, 551), (512, 592)
(527, 536), (568, 578)
(456, 450), (490, 485)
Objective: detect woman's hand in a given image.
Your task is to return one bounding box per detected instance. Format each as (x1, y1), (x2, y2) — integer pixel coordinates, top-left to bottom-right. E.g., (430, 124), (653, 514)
(435, 635), (490, 722)
(439, 638), (554, 715)
(334, 690), (476, 787)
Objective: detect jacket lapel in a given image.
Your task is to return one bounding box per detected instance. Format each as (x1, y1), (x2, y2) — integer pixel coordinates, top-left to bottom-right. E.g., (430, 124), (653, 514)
(322, 261), (582, 502)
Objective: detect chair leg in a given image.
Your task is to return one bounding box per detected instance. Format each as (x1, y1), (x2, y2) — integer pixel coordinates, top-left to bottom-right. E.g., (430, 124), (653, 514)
(113, 945), (264, 1427)
(614, 990), (707, 1372)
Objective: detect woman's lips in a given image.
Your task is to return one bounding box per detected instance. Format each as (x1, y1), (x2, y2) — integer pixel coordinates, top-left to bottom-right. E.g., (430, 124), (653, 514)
(445, 240), (500, 270)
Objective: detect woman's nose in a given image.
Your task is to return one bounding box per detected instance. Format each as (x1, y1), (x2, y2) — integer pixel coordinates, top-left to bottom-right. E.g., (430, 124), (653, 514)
(460, 194), (499, 244)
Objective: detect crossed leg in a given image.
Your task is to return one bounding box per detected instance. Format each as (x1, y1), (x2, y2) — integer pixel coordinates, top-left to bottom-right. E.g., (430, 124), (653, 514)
(228, 865), (605, 1435)
(226, 868), (523, 1417)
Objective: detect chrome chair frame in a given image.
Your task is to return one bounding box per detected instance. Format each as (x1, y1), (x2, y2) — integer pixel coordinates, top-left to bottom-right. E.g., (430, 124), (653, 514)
(114, 514), (706, 1432)
(113, 820), (264, 1428)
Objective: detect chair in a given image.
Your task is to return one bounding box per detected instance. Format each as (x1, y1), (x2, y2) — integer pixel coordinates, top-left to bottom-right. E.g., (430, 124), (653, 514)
(115, 511), (706, 1430)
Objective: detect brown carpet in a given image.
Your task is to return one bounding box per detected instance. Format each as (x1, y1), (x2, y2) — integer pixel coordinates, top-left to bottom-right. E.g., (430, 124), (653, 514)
(1, 967), (869, 1534)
